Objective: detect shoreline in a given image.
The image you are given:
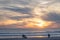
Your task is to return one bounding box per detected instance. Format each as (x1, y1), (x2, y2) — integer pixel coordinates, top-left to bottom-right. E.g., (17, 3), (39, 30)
(0, 37), (60, 40)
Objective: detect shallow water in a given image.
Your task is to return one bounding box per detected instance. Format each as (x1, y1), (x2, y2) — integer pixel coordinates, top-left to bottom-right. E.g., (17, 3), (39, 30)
(0, 28), (60, 38)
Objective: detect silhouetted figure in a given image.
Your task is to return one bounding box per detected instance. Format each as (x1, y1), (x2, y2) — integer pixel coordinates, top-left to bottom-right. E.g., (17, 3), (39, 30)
(22, 34), (27, 39)
(48, 34), (50, 38)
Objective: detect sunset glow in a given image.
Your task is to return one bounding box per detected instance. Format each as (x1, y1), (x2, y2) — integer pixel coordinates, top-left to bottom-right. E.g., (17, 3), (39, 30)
(0, 0), (60, 29)
(18, 18), (52, 29)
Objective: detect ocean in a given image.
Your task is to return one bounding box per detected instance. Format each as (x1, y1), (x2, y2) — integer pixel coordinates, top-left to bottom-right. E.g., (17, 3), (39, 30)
(0, 28), (60, 38)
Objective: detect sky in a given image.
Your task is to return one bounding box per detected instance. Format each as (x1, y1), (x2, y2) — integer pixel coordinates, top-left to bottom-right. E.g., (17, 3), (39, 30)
(0, 0), (60, 29)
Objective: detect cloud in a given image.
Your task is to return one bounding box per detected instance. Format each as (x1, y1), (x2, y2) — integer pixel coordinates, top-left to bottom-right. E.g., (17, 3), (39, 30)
(41, 11), (60, 21)
(10, 16), (33, 20)
(0, 0), (60, 29)
(41, 11), (60, 28)
(3, 7), (32, 14)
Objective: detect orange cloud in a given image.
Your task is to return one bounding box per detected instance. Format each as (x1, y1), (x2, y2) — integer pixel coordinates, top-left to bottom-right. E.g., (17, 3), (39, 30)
(0, 20), (17, 25)
(0, 17), (58, 29)
(18, 18), (53, 29)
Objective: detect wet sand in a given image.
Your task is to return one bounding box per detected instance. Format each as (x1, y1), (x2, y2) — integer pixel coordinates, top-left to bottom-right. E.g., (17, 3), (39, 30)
(0, 37), (60, 40)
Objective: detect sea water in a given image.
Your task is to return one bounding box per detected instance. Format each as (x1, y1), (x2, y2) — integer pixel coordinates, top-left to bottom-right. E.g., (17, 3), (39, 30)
(0, 28), (60, 38)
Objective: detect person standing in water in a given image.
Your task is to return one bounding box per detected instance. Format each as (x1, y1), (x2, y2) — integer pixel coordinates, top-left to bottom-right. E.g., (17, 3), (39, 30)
(48, 34), (50, 38)
(22, 34), (27, 39)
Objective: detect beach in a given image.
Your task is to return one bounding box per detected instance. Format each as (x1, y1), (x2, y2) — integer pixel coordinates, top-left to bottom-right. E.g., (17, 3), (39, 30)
(0, 28), (60, 40)
(0, 37), (60, 40)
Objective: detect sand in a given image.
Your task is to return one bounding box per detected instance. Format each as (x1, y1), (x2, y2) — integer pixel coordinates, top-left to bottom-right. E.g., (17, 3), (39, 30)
(0, 37), (60, 40)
